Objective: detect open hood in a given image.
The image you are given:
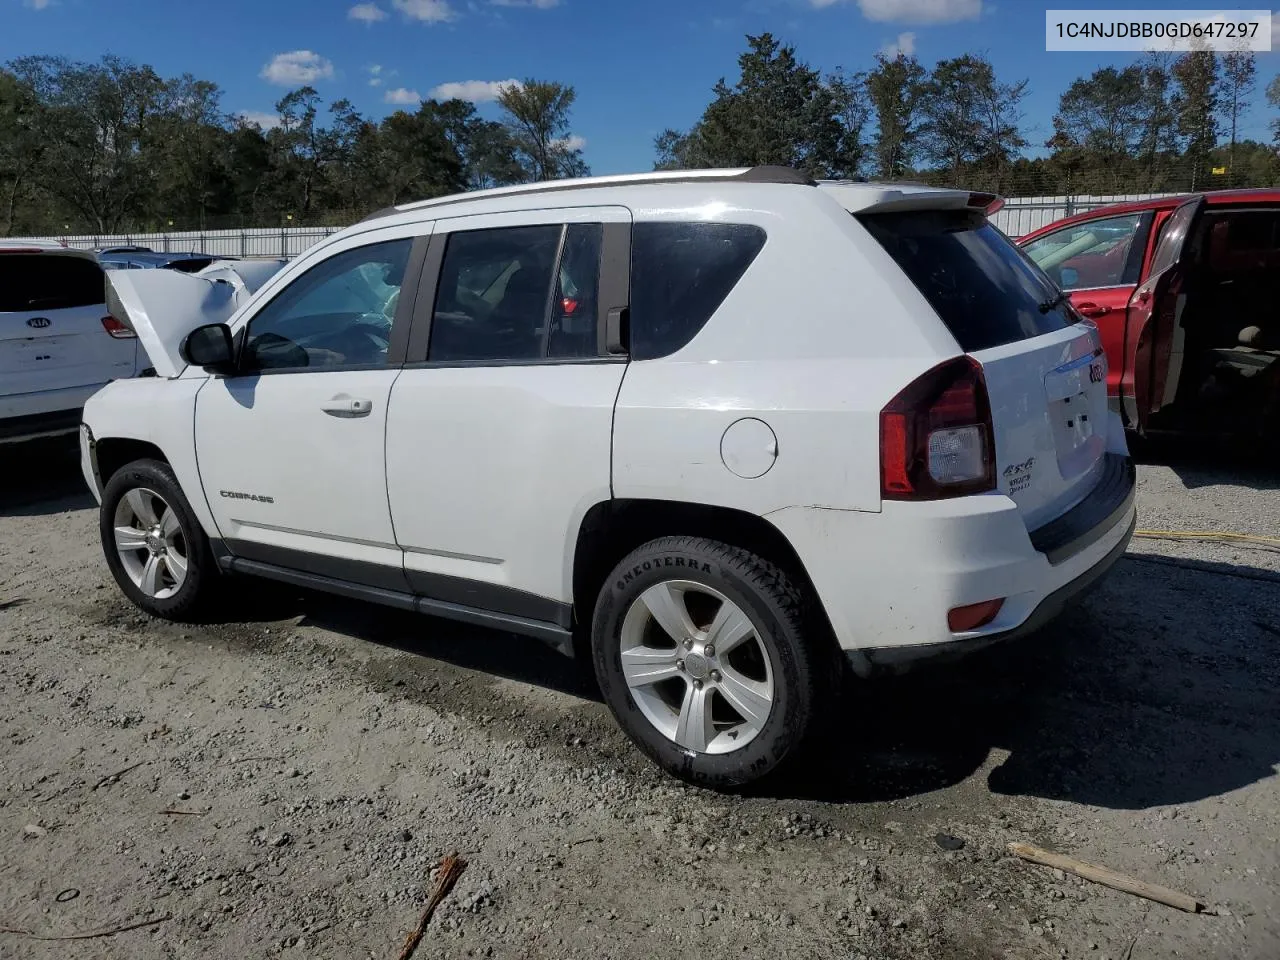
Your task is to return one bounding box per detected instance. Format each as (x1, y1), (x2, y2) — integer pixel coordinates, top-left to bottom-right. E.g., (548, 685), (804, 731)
(105, 257), (288, 378)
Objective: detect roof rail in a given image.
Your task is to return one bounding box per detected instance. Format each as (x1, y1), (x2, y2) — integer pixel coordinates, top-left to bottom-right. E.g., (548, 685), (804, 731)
(358, 165), (815, 223)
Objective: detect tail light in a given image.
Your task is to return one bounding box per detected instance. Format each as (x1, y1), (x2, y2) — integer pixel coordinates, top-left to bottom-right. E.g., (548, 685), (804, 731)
(101, 315), (136, 339)
(880, 356), (995, 500)
(561, 297), (579, 315)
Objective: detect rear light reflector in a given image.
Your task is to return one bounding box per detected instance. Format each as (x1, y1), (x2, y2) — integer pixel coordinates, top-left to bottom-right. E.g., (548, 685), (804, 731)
(947, 598), (1004, 632)
(880, 356), (995, 500)
(101, 315), (136, 339)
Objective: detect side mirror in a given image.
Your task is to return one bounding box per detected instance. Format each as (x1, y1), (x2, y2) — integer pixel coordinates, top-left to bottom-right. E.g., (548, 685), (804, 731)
(1059, 267), (1079, 289)
(180, 323), (236, 374)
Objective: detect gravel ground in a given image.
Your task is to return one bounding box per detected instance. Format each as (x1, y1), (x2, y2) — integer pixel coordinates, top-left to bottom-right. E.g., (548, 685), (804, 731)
(1, 439), (1277, 960)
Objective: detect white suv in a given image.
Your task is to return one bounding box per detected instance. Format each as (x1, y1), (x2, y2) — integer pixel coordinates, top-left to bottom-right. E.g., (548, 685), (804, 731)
(80, 167), (1136, 788)
(1, 241), (140, 444)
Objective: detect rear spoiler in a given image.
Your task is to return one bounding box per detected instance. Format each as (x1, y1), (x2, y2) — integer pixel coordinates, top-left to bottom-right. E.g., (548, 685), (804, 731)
(819, 183), (1006, 216)
(105, 257), (288, 379)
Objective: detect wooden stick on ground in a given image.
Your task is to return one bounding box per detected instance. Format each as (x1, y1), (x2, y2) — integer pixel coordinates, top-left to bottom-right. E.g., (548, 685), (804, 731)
(1009, 842), (1213, 914)
(395, 853), (467, 960)
(0, 913), (172, 941)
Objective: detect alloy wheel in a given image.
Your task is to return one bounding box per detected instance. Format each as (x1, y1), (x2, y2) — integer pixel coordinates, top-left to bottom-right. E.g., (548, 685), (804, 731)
(619, 580), (775, 755)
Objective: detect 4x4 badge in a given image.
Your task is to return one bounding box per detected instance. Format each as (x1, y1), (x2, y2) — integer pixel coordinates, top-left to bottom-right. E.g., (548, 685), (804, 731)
(26, 317), (51, 328)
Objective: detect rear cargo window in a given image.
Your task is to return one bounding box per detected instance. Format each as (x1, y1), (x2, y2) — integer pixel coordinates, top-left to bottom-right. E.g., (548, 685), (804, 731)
(0, 254), (104, 312)
(630, 222), (766, 360)
(859, 209), (1072, 352)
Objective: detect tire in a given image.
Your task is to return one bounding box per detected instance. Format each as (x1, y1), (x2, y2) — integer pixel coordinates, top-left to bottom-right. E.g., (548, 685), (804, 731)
(591, 536), (831, 789)
(99, 458), (218, 621)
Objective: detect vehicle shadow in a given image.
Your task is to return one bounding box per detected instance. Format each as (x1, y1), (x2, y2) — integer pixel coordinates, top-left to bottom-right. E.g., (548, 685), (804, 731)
(237, 545), (1280, 812)
(1133, 433), (1280, 491)
(207, 582), (598, 702)
(776, 549), (1280, 811)
(0, 437), (96, 517)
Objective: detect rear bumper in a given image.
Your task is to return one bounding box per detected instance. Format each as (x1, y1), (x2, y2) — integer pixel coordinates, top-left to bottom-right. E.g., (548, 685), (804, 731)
(855, 512), (1134, 672)
(766, 455), (1137, 675)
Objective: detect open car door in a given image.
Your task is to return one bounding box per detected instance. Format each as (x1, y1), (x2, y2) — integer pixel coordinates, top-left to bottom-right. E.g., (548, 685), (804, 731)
(1123, 195), (1205, 432)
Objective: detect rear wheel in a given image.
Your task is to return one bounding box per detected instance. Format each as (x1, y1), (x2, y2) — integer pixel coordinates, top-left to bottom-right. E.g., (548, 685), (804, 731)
(592, 536), (829, 789)
(100, 459), (218, 621)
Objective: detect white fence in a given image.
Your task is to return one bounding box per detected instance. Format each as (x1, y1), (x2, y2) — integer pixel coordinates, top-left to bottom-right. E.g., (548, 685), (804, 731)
(17, 192), (1179, 257)
(990, 193), (1181, 238)
(29, 226), (342, 258)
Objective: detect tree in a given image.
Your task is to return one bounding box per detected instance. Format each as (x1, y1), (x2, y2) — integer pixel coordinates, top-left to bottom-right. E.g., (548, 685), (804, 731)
(1220, 46), (1256, 183)
(1171, 45), (1219, 191)
(0, 69), (43, 234)
(1049, 66), (1145, 158)
(1270, 75), (1280, 148)
(7, 55), (169, 231)
(652, 34), (864, 179)
(496, 79), (587, 182)
(865, 52), (925, 179)
(919, 54), (1026, 186)
(1134, 53), (1179, 190)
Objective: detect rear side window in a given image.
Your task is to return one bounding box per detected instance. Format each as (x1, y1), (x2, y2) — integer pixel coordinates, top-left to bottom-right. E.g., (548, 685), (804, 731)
(859, 210), (1071, 352)
(629, 222), (766, 360)
(0, 254), (104, 312)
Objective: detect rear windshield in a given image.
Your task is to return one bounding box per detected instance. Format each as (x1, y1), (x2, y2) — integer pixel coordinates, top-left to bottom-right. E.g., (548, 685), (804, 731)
(858, 209), (1073, 352)
(0, 254), (105, 312)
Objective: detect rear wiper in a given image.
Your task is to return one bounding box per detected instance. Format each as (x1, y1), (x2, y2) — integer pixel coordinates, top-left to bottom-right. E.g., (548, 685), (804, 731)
(1038, 291), (1069, 314)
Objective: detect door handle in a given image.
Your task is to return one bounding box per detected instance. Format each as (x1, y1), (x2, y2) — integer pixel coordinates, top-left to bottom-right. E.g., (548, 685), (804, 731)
(1075, 302), (1111, 318)
(321, 395), (373, 418)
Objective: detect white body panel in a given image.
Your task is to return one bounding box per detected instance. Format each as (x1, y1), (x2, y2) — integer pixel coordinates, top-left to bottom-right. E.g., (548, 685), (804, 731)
(194, 369), (402, 568)
(387, 363), (623, 603)
(79, 170), (1133, 667)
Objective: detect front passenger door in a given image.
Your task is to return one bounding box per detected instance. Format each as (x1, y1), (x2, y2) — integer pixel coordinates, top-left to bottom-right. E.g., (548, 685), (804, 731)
(195, 232), (426, 589)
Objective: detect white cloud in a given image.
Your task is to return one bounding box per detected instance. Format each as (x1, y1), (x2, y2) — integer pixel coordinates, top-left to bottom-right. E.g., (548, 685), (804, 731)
(348, 2), (388, 22)
(367, 64), (386, 86)
(237, 111), (282, 131)
(384, 87), (422, 105)
(554, 134), (586, 151)
(392, 0), (457, 22)
(880, 31), (916, 56)
(858, 0), (981, 23)
(813, 0), (982, 24)
(491, 0), (560, 7)
(260, 50), (335, 86)
(1273, 9), (1279, 48)
(429, 78), (520, 102)
(23, 0), (53, 8)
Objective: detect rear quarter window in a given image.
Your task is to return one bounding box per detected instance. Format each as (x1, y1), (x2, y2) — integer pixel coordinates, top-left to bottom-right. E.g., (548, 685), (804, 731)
(0, 254), (105, 312)
(629, 222), (766, 360)
(859, 209), (1072, 352)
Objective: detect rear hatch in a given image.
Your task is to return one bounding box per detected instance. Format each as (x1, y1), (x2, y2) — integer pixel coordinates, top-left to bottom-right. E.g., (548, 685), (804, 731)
(859, 206), (1111, 531)
(0, 249), (136, 400)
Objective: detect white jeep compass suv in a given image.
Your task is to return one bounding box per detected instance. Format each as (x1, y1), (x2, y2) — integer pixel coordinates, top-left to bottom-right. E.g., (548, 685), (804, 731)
(80, 167), (1136, 788)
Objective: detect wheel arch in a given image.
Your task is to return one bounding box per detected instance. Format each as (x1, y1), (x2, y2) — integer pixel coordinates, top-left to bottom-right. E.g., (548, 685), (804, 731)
(571, 498), (832, 657)
(94, 437), (170, 487)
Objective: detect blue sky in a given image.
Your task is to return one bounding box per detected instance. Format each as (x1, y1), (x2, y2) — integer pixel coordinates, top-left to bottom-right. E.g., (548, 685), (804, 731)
(4, 0), (1279, 174)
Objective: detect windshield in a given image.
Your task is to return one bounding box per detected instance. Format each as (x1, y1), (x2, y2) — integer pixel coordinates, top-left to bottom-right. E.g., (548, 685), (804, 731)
(859, 209), (1073, 352)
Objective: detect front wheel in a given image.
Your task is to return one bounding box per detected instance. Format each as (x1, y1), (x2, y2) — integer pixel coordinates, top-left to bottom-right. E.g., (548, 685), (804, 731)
(99, 458), (218, 621)
(591, 536), (830, 789)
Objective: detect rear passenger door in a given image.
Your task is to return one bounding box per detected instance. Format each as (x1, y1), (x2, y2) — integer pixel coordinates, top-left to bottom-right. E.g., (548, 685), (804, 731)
(384, 206), (631, 626)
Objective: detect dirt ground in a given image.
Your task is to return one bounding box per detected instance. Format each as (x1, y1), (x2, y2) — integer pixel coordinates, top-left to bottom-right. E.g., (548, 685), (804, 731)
(1, 439), (1277, 960)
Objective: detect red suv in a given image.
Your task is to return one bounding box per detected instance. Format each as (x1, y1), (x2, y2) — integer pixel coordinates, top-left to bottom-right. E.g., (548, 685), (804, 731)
(1017, 190), (1280, 440)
